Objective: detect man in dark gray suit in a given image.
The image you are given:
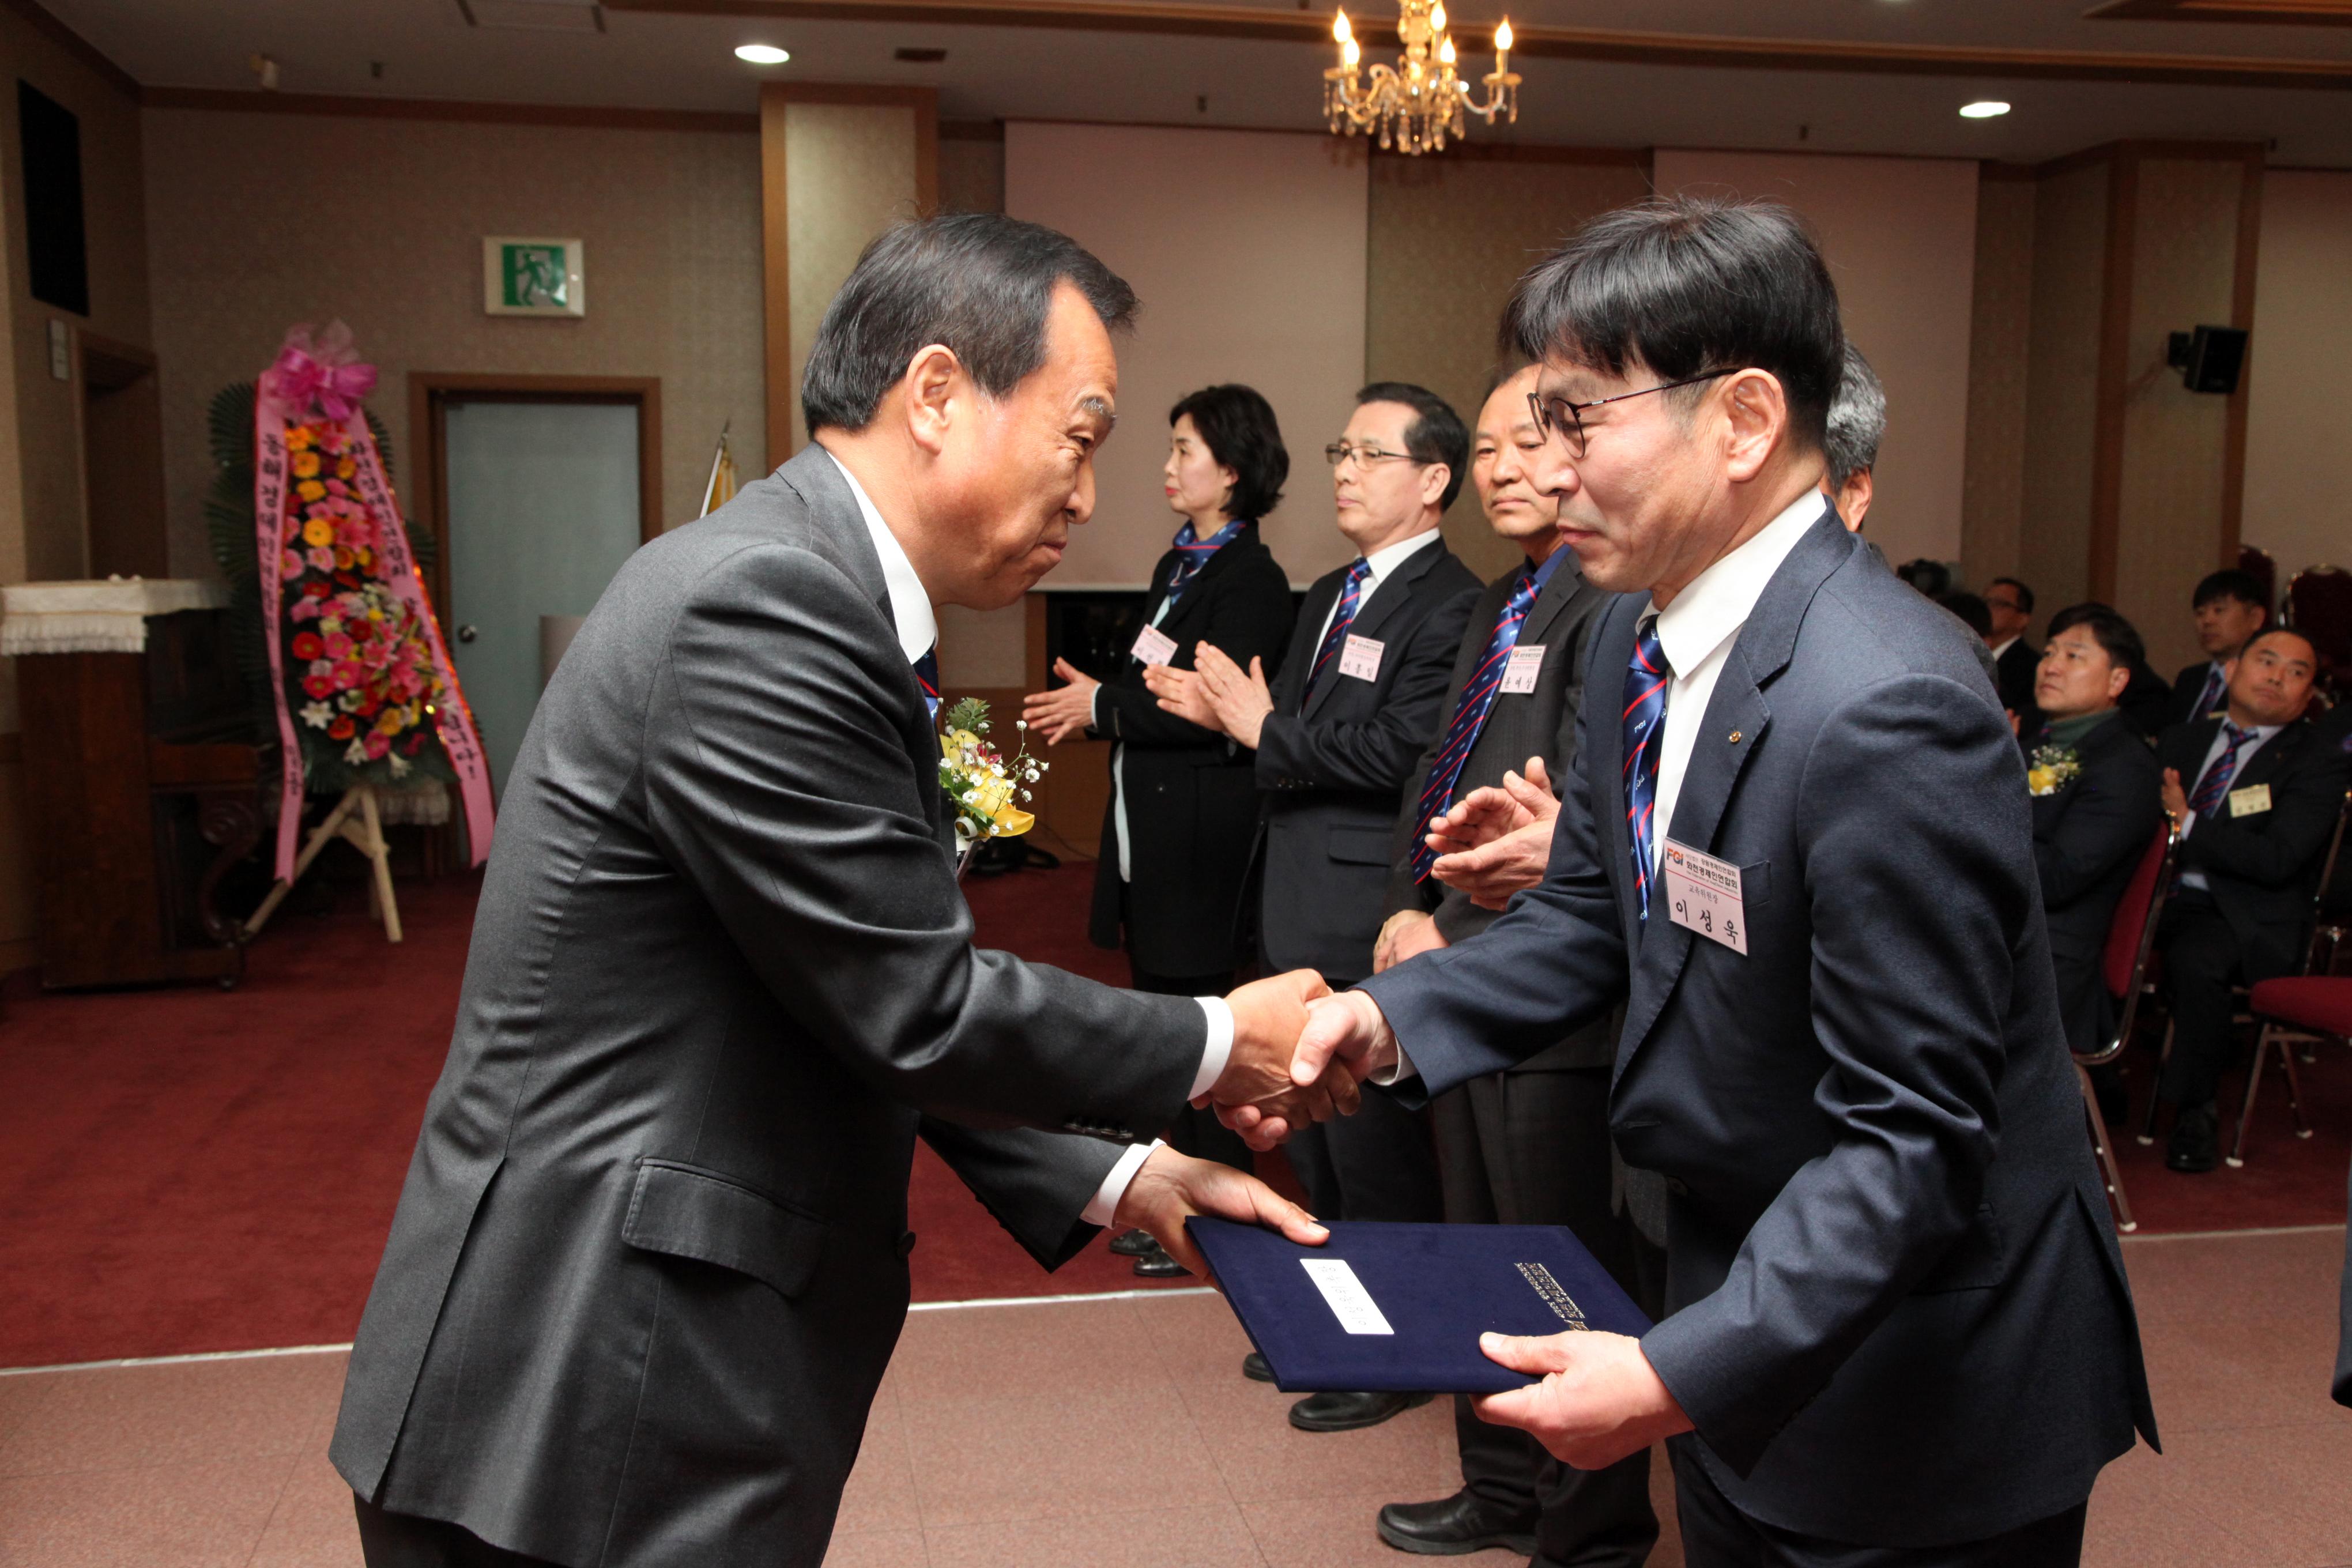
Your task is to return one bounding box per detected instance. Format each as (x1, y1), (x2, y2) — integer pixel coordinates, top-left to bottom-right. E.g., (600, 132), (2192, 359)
(330, 215), (1351, 1568)
(1151, 382), (1482, 1432)
(1366, 363), (1657, 1566)
(1275, 197), (2156, 1565)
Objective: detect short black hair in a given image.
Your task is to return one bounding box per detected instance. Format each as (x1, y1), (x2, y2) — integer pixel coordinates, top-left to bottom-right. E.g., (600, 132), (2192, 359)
(1824, 344), (1884, 491)
(1169, 384), (1288, 521)
(1355, 381), (1469, 511)
(1503, 195), (1843, 454)
(2192, 568), (2269, 616)
(802, 213), (1138, 438)
(1939, 591), (1992, 639)
(2045, 602), (2147, 673)
(2238, 625), (2317, 668)
(1989, 576), (2035, 615)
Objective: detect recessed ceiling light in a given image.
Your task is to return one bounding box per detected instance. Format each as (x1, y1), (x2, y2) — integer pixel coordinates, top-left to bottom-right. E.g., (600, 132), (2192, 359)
(735, 43), (790, 65)
(1959, 100), (2011, 119)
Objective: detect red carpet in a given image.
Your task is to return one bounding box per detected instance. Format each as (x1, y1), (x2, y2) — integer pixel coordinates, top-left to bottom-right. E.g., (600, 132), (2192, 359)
(0, 860), (2338, 1368)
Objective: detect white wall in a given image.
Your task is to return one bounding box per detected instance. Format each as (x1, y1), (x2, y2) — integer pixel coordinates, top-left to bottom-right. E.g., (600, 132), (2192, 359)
(2243, 169), (2352, 587)
(1006, 122), (1369, 587)
(1652, 150), (1980, 572)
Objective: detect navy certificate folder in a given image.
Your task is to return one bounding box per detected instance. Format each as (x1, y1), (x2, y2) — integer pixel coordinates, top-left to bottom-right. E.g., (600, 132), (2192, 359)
(1186, 1218), (1652, 1394)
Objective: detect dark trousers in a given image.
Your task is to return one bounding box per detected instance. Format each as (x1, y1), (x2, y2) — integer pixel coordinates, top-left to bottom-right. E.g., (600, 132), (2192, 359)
(1128, 961), (1253, 1173)
(1437, 1067), (1663, 1568)
(354, 1495), (562, 1568)
(1669, 1446), (2086, 1567)
(1282, 977), (1442, 1228)
(2156, 891), (2246, 1109)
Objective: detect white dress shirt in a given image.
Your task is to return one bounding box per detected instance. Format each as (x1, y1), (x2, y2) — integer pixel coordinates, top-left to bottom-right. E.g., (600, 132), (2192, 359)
(1989, 635), (2021, 664)
(2177, 717), (2282, 893)
(1641, 492), (1826, 871)
(825, 449), (1228, 1222)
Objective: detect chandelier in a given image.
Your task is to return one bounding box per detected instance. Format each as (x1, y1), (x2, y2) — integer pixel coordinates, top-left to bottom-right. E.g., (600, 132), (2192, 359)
(1324, 0), (1519, 156)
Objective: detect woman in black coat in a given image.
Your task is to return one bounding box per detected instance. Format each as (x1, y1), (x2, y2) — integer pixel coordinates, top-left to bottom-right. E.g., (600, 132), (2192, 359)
(1023, 385), (1296, 1271)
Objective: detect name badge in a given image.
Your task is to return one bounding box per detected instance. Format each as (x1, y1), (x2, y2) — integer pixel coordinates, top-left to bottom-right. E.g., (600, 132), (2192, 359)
(2228, 783), (2272, 818)
(1661, 838), (1747, 955)
(1130, 624), (1178, 666)
(1499, 643), (1545, 695)
(1301, 1258), (1394, 1335)
(1340, 633), (1385, 682)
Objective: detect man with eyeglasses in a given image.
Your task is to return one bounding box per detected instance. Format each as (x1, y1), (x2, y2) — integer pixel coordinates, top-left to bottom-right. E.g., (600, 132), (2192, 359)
(1985, 576), (2041, 732)
(1268, 197), (2154, 1566)
(1149, 380), (1480, 1433)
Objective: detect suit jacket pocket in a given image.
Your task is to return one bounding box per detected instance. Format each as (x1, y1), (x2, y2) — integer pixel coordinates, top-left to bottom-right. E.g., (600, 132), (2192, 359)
(621, 1157), (828, 1300)
(1327, 823), (1394, 866)
(1913, 1203), (2006, 1293)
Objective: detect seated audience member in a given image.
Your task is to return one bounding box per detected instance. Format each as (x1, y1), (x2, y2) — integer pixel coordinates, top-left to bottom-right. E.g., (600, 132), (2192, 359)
(1020, 383), (1297, 1278)
(2027, 605), (2162, 1124)
(2152, 628), (2351, 1171)
(1940, 591), (1992, 640)
(1987, 576), (2040, 732)
(1823, 343), (1882, 533)
(1895, 557), (1951, 597)
(2170, 568), (2271, 729)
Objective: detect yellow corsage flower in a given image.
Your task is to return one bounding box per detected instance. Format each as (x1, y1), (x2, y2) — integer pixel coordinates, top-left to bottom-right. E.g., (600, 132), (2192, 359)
(2026, 744), (2080, 798)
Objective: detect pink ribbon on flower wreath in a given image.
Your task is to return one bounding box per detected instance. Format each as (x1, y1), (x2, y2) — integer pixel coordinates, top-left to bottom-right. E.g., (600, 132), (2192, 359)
(252, 322), (495, 883)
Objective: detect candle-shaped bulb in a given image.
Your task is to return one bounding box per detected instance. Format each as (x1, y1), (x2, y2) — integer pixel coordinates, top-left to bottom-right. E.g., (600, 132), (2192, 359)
(1494, 16), (1513, 51)
(1438, 35), (1456, 63)
(1343, 36), (1360, 65)
(1430, 2), (1448, 32)
(1332, 9), (1352, 43)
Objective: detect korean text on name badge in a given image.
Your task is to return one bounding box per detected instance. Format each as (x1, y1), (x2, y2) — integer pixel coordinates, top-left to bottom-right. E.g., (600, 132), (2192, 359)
(1499, 643), (1544, 695)
(1339, 634), (1384, 682)
(1661, 839), (1747, 955)
(1130, 625), (1179, 667)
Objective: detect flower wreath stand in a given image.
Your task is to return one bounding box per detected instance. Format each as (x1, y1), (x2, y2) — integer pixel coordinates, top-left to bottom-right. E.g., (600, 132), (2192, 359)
(242, 784), (404, 942)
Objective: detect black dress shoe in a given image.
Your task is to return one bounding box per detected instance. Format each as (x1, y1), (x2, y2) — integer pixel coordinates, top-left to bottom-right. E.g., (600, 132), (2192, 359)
(1242, 1351), (1274, 1383)
(1108, 1227), (1158, 1257)
(1375, 1490), (1539, 1557)
(2166, 1102), (2219, 1173)
(1132, 1244), (1192, 1278)
(1288, 1389), (1433, 1433)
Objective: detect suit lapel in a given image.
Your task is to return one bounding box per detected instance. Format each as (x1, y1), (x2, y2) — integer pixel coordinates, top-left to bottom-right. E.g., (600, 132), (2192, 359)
(1303, 540), (1445, 722)
(1615, 509), (1852, 1073)
(1279, 573), (1341, 716)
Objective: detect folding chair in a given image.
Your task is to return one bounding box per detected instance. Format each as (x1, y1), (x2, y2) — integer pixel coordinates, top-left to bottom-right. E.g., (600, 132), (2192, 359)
(2224, 791), (2352, 1166)
(2080, 821), (2180, 1233)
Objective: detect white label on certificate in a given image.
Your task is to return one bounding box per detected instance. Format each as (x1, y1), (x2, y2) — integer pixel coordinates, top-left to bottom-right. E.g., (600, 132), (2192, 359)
(2228, 783), (2272, 818)
(1340, 634), (1385, 682)
(1661, 838), (1748, 955)
(1130, 624), (1178, 666)
(1499, 643), (1545, 695)
(1301, 1258), (1395, 1335)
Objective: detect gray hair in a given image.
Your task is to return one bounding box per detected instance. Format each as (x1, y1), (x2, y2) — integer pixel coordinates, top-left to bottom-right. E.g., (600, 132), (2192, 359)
(801, 213), (1138, 438)
(1824, 343), (1885, 491)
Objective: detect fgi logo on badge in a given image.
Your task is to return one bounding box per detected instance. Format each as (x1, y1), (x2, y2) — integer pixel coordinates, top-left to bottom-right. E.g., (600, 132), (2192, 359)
(1660, 838), (1747, 955)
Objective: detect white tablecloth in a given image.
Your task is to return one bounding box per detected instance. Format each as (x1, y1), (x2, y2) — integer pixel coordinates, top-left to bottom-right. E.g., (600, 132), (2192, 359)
(0, 577), (229, 657)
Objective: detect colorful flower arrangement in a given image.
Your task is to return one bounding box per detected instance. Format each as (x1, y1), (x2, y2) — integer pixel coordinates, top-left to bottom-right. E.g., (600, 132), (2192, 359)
(2026, 742), (2082, 798)
(273, 420), (451, 783)
(938, 696), (1046, 860)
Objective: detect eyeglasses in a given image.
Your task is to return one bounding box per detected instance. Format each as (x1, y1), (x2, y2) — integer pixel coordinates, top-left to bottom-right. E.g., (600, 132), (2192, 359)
(1325, 442), (1428, 470)
(1526, 369), (1742, 457)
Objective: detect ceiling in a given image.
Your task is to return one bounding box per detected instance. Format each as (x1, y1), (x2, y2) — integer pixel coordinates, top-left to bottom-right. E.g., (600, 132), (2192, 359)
(40, 0), (2352, 166)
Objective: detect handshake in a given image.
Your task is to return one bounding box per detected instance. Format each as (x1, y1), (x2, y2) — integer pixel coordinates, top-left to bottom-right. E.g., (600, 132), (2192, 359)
(1197, 970), (1404, 1153)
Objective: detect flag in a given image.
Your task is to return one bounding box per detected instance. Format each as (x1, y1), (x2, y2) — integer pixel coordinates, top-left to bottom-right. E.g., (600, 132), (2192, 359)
(700, 421), (738, 517)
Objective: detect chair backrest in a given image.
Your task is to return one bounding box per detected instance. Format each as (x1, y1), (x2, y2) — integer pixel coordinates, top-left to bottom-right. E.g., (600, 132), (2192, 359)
(2284, 564), (2352, 696)
(2240, 544), (2277, 619)
(2310, 786), (2351, 937)
(2089, 820), (2181, 1063)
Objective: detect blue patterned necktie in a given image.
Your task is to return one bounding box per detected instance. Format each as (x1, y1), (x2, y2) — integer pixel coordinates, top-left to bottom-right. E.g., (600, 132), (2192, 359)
(914, 644), (941, 723)
(1409, 566), (1539, 880)
(2187, 722), (2251, 817)
(1622, 617), (1671, 922)
(1303, 557), (1374, 706)
(1162, 519), (1247, 608)
(2193, 663), (2227, 719)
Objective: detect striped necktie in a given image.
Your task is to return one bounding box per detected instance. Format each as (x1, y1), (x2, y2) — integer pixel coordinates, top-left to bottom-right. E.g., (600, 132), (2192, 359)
(2193, 664), (2227, 719)
(1303, 557), (1374, 706)
(1410, 566), (1539, 880)
(914, 644), (941, 723)
(1163, 519), (1247, 608)
(1622, 617), (1671, 922)
(2187, 722), (2252, 818)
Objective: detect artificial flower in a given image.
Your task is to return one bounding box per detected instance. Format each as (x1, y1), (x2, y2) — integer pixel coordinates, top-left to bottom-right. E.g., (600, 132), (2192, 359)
(302, 673), (334, 700)
(291, 631), (324, 661)
(301, 517), (334, 547)
(296, 480), (326, 503)
(300, 701), (333, 729)
(328, 714), (355, 740)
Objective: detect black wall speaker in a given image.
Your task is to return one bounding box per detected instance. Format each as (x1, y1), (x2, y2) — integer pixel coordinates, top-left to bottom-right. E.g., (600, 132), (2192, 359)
(2166, 326), (2249, 396)
(17, 82), (88, 317)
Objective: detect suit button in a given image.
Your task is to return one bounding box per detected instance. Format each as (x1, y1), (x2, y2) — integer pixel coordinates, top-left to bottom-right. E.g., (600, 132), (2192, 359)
(898, 1231), (919, 1258)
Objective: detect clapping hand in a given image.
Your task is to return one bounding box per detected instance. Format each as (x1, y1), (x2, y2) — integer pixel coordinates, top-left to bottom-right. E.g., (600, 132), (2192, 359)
(2161, 767), (2189, 826)
(1427, 758), (1561, 910)
(1152, 643), (1275, 750)
(1111, 1144), (1328, 1279)
(1470, 1329), (1692, 1469)
(1020, 658), (1099, 744)
(1208, 969), (1363, 1152)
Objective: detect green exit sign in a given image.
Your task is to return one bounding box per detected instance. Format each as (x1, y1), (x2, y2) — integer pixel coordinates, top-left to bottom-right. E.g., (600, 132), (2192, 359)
(481, 236), (585, 316)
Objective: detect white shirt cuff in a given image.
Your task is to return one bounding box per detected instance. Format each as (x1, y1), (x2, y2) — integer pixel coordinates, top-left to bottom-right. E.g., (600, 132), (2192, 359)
(2178, 808), (2198, 838)
(1370, 1039), (1418, 1085)
(1080, 1139), (1161, 1228)
(1089, 685), (1101, 727)
(1190, 995), (1234, 1100)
